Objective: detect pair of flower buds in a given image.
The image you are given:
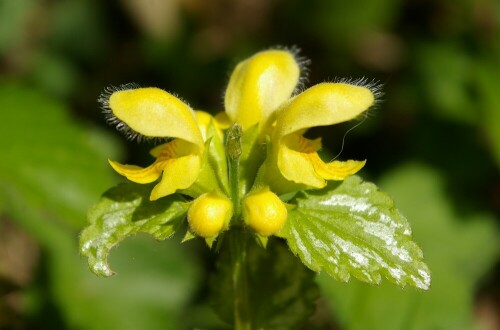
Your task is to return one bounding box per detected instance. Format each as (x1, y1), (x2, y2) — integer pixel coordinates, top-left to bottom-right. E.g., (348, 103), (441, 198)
(188, 189), (286, 238)
(100, 49), (378, 240)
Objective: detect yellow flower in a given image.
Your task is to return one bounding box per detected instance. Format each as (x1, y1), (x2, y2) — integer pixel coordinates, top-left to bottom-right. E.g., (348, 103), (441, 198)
(102, 49), (377, 208)
(101, 87), (219, 200)
(264, 82), (374, 193)
(224, 50), (377, 194)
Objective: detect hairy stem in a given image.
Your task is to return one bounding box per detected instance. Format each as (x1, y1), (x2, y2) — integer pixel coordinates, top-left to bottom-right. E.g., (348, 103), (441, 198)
(226, 124), (250, 329)
(227, 123), (242, 219)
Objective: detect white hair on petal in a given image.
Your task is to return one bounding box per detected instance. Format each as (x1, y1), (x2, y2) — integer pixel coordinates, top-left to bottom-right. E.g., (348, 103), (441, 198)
(333, 76), (384, 107)
(271, 45), (311, 95)
(327, 77), (384, 161)
(98, 83), (169, 144)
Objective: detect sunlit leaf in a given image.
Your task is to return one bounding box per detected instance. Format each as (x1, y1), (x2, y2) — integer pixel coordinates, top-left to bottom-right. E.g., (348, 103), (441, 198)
(279, 176), (430, 289)
(80, 183), (189, 276)
(0, 84), (200, 329)
(319, 164), (499, 330)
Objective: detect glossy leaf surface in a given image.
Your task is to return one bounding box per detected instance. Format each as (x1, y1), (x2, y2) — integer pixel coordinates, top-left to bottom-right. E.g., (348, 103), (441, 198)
(319, 165), (499, 330)
(80, 183), (189, 276)
(279, 175), (430, 289)
(0, 84), (200, 329)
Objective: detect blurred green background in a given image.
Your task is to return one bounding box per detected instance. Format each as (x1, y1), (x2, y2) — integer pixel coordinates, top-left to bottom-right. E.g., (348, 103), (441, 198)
(1, 0), (499, 329)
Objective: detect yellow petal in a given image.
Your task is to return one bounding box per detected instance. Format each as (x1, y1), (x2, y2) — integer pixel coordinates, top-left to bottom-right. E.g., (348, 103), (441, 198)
(150, 154), (201, 200)
(310, 155), (366, 180)
(108, 159), (166, 184)
(277, 134), (365, 188)
(110, 138), (202, 198)
(214, 112), (231, 129)
(195, 111), (224, 141)
(275, 82), (375, 138)
(149, 139), (195, 158)
(108, 87), (204, 147)
(277, 135), (325, 188)
(194, 111), (212, 140)
(224, 50), (300, 130)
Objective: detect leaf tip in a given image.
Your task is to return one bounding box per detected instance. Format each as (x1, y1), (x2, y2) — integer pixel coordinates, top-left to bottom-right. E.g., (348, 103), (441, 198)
(414, 265), (431, 290)
(90, 260), (116, 277)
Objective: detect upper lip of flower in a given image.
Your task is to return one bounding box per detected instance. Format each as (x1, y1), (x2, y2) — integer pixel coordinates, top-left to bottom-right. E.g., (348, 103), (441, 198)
(224, 49), (302, 132)
(101, 85), (205, 148)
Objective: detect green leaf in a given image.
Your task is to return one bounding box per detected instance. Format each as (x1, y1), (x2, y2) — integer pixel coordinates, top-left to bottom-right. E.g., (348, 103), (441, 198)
(70, 235), (200, 330)
(319, 164), (499, 330)
(279, 176), (430, 290)
(182, 121), (230, 198)
(0, 83), (121, 229)
(211, 233), (319, 329)
(80, 183), (189, 276)
(207, 121), (230, 195)
(0, 83), (200, 329)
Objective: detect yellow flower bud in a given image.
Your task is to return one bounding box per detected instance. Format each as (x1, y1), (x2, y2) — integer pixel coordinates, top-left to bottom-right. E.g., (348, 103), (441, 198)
(243, 188), (287, 236)
(188, 192), (233, 238)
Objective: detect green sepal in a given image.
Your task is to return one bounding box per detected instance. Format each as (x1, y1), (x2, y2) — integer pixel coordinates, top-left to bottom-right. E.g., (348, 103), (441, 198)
(181, 230), (196, 243)
(206, 120), (230, 195)
(80, 182), (189, 277)
(205, 235), (218, 248)
(279, 190), (299, 202)
(183, 120), (231, 198)
(254, 234), (268, 248)
(213, 231), (227, 252)
(239, 124), (266, 196)
(278, 176), (431, 290)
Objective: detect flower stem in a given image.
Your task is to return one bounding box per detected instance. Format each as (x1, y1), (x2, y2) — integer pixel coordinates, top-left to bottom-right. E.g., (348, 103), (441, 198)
(230, 228), (251, 330)
(226, 124), (251, 329)
(226, 123), (243, 220)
